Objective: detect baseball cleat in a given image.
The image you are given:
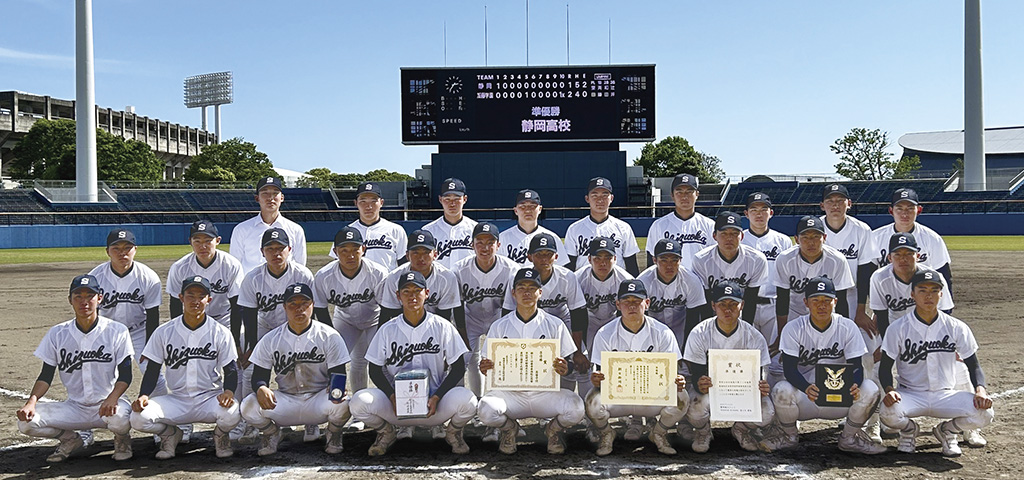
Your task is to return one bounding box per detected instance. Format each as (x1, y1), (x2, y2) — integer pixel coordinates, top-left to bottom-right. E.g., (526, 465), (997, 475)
(324, 426), (344, 454)
(303, 424), (321, 443)
(963, 429), (987, 447)
(838, 428), (887, 455)
(368, 424), (397, 457)
(180, 423), (193, 444)
(396, 426), (414, 440)
(498, 419), (520, 455)
(257, 424), (283, 457)
(933, 422), (962, 457)
(431, 424), (446, 440)
(545, 420), (567, 455)
(112, 433), (133, 461)
(897, 420), (918, 453)
(691, 424), (712, 453)
(213, 427), (233, 458)
(155, 425), (183, 460)
(47, 430), (84, 463)
(237, 423), (260, 445)
(623, 418), (644, 441)
(444, 424), (470, 454)
(482, 427), (499, 443)
(78, 430), (95, 448)
(649, 423), (677, 455)
(731, 424), (759, 452)
(595, 428), (616, 456)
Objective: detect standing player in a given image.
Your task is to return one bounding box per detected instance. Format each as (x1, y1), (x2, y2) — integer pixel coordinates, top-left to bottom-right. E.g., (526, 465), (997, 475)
(229, 176), (307, 274)
(342, 181), (408, 270)
(575, 237), (633, 400)
(741, 192), (793, 351)
(130, 276), (240, 459)
(820, 184), (878, 344)
(498, 189), (569, 268)
(167, 220), (244, 328)
(378, 229), (462, 324)
(17, 274), (134, 463)
(871, 188), (952, 292)
(684, 281), (775, 453)
(423, 178), (477, 269)
(241, 283), (352, 456)
(478, 268), (586, 455)
(645, 173), (715, 270)
(636, 238), (706, 353)
(586, 279), (688, 456)
(760, 277), (885, 454)
(348, 271), (478, 457)
(869, 233), (953, 337)
(564, 177), (641, 276)
(878, 268), (994, 456)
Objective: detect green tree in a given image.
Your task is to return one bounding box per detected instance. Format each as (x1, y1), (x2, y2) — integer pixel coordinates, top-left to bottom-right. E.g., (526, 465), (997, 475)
(831, 128), (921, 180)
(633, 136), (725, 183)
(96, 129), (163, 181)
(364, 169), (414, 182)
(297, 168), (414, 188)
(697, 151), (726, 183)
(296, 167), (341, 188)
(184, 137), (276, 184)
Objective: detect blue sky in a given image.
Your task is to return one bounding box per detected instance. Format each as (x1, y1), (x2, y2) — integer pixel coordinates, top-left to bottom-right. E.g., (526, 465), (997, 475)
(4, 1), (1023, 178)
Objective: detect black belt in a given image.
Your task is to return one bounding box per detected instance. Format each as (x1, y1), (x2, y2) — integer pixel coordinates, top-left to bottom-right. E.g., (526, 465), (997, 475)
(756, 297), (773, 305)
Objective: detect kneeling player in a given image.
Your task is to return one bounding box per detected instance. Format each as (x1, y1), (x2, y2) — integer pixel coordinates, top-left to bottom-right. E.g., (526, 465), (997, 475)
(586, 279), (687, 456)
(879, 268), (993, 456)
(17, 275), (134, 463)
(241, 283), (352, 456)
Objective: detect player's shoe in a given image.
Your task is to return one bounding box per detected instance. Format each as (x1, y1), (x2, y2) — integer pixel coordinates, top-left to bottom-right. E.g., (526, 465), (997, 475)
(238, 423), (260, 446)
(155, 425), (183, 460)
(595, 427), (615, 456)
(444, 424), (470, 454)
(731, 423), (759, 452)
(545, 419), (567, 455)
(649, 422), (677, 455)
(112, 433), (133, 461)
(77, 430), (95, 448)
(691, 424), (712, 453)
(623, 417), (644, 441)
(676, 419), (695, 443)
(482, 427), (499, 443)
(498, 419), (520, 455)
(897, 420), (918, 453)
(213, 426), (233, 458)
(585, 424), (601, 444)
(431, 424), (446, 439)
(303, 424), (321, 443)
(47, 430), (84, 463)
(368, 423), (397, 457)
(180, 423), (193, 444)
(757, 423), (798, 452)
(229, 420), (246, 440)
(257, 423), (283, 457)
(964, 429), (987, 447)
(933, 422), (962, 457)
(866, 423), (882, 444)
(324, 425), (344, 454)
(838, 428), (887, 455)
(396, 425), (414, 440)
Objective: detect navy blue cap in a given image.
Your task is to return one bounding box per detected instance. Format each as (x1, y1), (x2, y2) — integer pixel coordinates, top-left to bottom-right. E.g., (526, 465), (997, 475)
(440, 178), (466, 196)
(823, 184), (850, 200)
(892, 188), (919, 206)
(588, 236), (616, 256)
(398, 270), (428, 290)
(408, 229), (436, 251)
(654, 238), (682, 257)
(715, 212), (743, 231)
(283, 282), (314, 302)
(671, 173), (699, 191)
(261, 227), (290, 247)
(617, 279), (647, 300)
(514, 268), (543, 288)
(69, 274), (101, 295)
(796, 215), (825, 235)
(712, 281), (744, 303)
(588, 177), (613, 193)
(106, 228), (136, 246)
(181, 275), (212, 295)
(805, 276), (836, 299)
(746, 192), (772, 208)
(528, 233), (558, 254)
(356, 181), (383, 198)
(473, 222), (499, 239)
(911, 268), (944, 288)
(190, 220), (218, 239)
(334, 226), (363, 246)
(256, 176), (283, 192)
(889, 232), (920, 253)
(516, 189), (542, 205)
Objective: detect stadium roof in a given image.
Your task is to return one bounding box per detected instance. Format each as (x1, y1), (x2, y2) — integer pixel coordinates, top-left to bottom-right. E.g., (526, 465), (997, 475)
(899, 126), (1024, 154)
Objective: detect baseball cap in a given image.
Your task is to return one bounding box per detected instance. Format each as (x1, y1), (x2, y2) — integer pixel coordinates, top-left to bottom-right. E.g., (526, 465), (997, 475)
(398, 270), (428, 290)
(588, 177), (613, 194)
(528, 233), (558, 254)
(283, 283), (314, 303)
(440, 178), (466, 196)
(804, 276), (837, 299)
(588, 236), (616, 256)
(712, 281), (744, 303)
(513, 268), (543, 288)
(892, 188), (919, 206)
(106, 228), (136, 247)
(261, 227), (290, 247)
(714, 212), (743, 231)
(408, 229), (437, 251)
(256, 176), (283, 192)
(356, 181), (383, 198)
(190, 220), (218, 239)
(617, 279), (648, 300)
(653, 238), (682, 257)
(516, 189), (542, 205)
(333, 226), (363, 246)
(181, 275), (212, 295)
(911, 268), (944, 288)
(888, 232), (920, 253)
(473, 222), (499, 239)
(671, 173), (698, 191)
(746, 192), (772, 208)
(796, 215), (825, 235)
(69, 274), (101, 295)
(823, 184), (850, 200)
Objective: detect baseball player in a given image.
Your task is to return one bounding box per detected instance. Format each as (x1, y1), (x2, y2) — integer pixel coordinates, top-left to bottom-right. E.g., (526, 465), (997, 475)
(348, 271), (478, 457)
(741, 192), (793, 349)
(423, 178), (478, 269)
(498, 189), (569, 268)
(130, 276), (240, 459)
(564, 177), (641, 276)
(478, 268), (586, 455)
(683, 281), (774, 453)
(636, 238), (706, 352)
(167, 220), (244, 328)
(760, 277), (886, 454)
(870, 233), (954, 336)
(338, 181), (408, 270)
(241, 283), (352, 456)
(871, 188), (952, 293)
(229, 176), (307, 274)
(644, 173), (715, 270)
(575, 236), (634, 360)
(586, 279), (688, 456)
(379, 229), (462, 324)
(17, 274), (134, 463)
(878, 268), (994, 456)
(819, 184), (879, 345)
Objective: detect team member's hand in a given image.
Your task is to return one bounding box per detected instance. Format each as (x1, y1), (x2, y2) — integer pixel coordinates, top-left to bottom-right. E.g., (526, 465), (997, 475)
(974, 386), (993, 410)
(132, 395), (149, 412)
(218, 390), (236, 408)
(257, 386), (277, 409)
(572, 351), (590, 373)
(873, 347), (882, 364)
(238, 350), (253, 370)
(849, 383), (861, 401)
(479, 358), (494, 375)
(553, 357), (568, 376)
(99, 394), (119, 417)
(590, 371), (604, 389)
(697, 375), (713, 395)
(804, 384), (819, 402)
(675, 375), (687, 392)
(758, 380), (771, 397)
(768, 340), (780, 358)
(16, 399), (37, 422)
(426, 395), (440, 418)
(854, 310), (877, 338)
(883, 389), (901, 407)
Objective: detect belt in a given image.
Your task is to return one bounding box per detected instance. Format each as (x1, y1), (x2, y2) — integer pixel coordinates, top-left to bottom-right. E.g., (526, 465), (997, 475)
(756, 297), (773, 305)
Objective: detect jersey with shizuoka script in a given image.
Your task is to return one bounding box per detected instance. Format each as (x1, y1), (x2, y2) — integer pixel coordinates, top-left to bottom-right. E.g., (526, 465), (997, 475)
(34, 316), (133, 406)
(868, 265), (954, 320)
(379, 263), (461, 313)
(779, 313), (867, 385)
(590, 316), (681, 367)
(502, 265), (585, 328)
(773, 244), (856, 317)
(636, 266), (706, 338)
(423, 216), (478, 270)
(313, 259), (389, 330)
(338, 218), (408, 271)
(741, 229), (792, 298)
(821, 215), (877, 275)
(646, 211), (716, 270)
(683, 317), (771, 369)
(249, 320), (351, 397)
(498, 224), (569, 268)
(88, 261), (162, 333)
(167, 251), (244, 325)
(365, 312), (469, 393)
(691, 244), (770, 293)
(881, 310), (979, 392)
(564, 215), (641, 271)
(484, 309), (578, 360)
(237, 262), (316, 338)
(871, 223), (952, 270)
(575, 264), (633, 348)
(142, 316), (238, 399)
(453, 255), (520, 342)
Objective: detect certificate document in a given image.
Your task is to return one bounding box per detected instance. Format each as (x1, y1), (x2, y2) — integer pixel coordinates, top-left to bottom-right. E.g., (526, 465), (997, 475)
(600, 352), (677, 406)
(708, 349), (762, 422)
(486, 338), (560, 391)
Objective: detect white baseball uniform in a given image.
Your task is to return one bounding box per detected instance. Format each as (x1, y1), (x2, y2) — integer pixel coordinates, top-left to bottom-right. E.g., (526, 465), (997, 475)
(741, 228), (793, 349)
(872, 223), (951, 271)
(821, 215), (876, 311)
(575, 264), (633, 350)
(423, 216), (478, 270)
(692, 244), (770, 294)
(88, 261), (162, 364)
(868, 265), (954, 320)
(167, 251), (244, 326)
(238, 262), (316, 339)
(564, 216), (640, 271)
(636, 266), (707, 352)
(498, 224), (569, 268)
(646, 211), (716, 270)
(229, 214), (307, 274)
(773, 245), (856, 318)
(453, 255), (520, 396)
(342, 218), (408, 271)
(379, 263), (461, 314)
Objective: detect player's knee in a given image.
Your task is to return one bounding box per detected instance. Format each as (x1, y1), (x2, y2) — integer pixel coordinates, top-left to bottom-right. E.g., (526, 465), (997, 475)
(348, 389), (378, 420)
(879, 403), (903, 428)
(129, 411), (150, 432)
(772, 381), (797, 406)
(854, 379), (880, 406)
(105, 414), (131, 435)
(239, 394), (262, 424)
(326, 400), (350, 426)
(475, 396), (504, 427)
(560, 394), (585, 426)
(17, 420), (34, 436)
(973, 406), (995, 427)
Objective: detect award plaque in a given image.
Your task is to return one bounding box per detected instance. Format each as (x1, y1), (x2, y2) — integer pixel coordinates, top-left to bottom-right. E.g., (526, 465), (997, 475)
(328, 373), (347, 404)
(600, 352), (677, 406)
(708, 349), (762, 422)
(485, 338), (560, 391)
(815, 363), (854, 407)
(394, 369), (429, 417)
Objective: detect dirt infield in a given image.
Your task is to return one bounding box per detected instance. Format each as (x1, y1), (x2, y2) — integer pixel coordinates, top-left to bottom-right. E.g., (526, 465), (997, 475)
(1, 251), (1022, 479)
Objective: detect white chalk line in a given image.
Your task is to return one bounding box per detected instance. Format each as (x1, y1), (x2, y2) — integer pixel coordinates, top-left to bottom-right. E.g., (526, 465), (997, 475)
(0, 387), (55, 402)
(990, 384), (1024, 399)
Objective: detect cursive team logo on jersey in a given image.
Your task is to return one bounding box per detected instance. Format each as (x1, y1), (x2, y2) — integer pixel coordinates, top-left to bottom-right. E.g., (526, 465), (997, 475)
(662, 230), (708, 246)
(575, 235), (621, 257)
(97, 287), (145, 309)
(436, 236), (473, 260)
(900, 335), (957, 364)
(789, 275), (831, 294)
(364, 235), (394, 251)
(797, 342), (845, 366)
(506, 244), (529, 264)
(58, 346), (113, 373)
(649, 294), (687, 313)
(272, 346), (327, 374)
(837, 243), (859, 260)
(164, 342), (218, 369)
(462, 283), (506, 305)
(761, 245), (781, 261)
(210, 278), (230, 295)
(255, 291), (285, 312)
(537, 293), (568, 310)
(707, 273), (751, 290)
(584, 292), (617, 311)
(385, 337), (441, 367)
(883, 294), (915, 314)
(329, 288), (376, 308)
(608, 345), (656, 353)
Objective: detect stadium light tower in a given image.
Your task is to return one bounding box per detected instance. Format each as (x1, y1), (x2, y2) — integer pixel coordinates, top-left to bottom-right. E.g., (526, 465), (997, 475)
(964, 0), (985, 191)
(184, 72), (233, 143)
(75, 0), (97, 202)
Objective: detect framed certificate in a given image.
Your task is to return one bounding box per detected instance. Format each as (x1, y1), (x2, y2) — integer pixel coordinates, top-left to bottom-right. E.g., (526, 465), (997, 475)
(600, 352), (677, 406)
(815, 363), (854, 407)
(485, 338), (560, 391)
(708, 349), (762, 423)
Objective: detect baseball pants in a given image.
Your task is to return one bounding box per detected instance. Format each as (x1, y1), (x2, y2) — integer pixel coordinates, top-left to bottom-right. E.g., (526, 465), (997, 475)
(129, 327), (166, 397)
(466, 332), (487, 397)
(332, 321), (377, 393)
(880, 389), (994, 433)
(349, 387), (477, 429)
(477, 389), (585, 428)
(772, 379), (879, 425)
(240, 389), (350, 429)
(19, 399), (131, 438)
(585, 388), (687, 429)
(130, 393), (241, 434)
